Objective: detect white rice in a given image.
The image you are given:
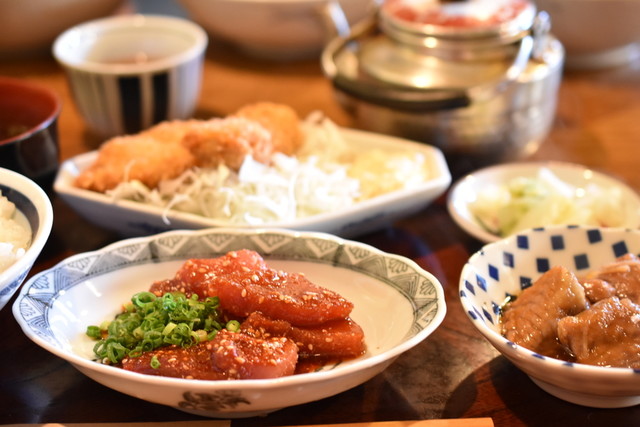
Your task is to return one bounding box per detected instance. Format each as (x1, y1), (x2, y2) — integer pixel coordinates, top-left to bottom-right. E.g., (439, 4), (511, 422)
(0, 191), (31, 273)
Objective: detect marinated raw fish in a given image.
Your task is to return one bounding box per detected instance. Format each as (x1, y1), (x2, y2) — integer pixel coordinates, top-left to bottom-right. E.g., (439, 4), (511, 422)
(95, 249), (365, 380)
(241, 311), (366, 358)
(215, 266), (354, 326)
(150, 250), (268, 298)
(121, 329), (298, 380)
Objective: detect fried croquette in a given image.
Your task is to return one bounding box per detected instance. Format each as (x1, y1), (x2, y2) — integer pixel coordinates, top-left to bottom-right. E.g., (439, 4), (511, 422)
(234, 102), (303, 155)
(74, 135), (196, 193)
(141, 119), (207, 143)
(181, 116), (274, 170)
(74, 102), (305, 193)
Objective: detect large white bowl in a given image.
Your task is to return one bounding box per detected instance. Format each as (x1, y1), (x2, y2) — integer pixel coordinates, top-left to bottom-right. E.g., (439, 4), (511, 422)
(459, 225), (640, 408)
(54, 127), (451, 238)
(13, 228), (446, 418)
(179, 0), (372, 60)
(536, 0), (640, 69)
(0, 168), (53, 310)
(447, 161), (640, 243)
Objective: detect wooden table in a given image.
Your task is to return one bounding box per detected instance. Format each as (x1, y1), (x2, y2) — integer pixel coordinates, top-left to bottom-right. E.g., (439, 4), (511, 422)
(2, 19), (640, 427)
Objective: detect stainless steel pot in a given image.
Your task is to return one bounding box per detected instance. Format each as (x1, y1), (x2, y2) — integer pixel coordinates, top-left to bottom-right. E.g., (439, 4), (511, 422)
(322, 0), (565, 174)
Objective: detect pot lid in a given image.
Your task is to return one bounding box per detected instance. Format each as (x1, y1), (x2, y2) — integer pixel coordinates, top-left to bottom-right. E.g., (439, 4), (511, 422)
(381, 0), (537, 40)
(358, 36), (515, 90)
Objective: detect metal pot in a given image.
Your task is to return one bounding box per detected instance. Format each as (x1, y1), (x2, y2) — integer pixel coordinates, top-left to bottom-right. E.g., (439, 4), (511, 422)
(322, 0), (565, 175)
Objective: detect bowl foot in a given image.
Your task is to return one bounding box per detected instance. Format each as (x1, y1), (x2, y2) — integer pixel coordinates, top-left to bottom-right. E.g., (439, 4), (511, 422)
(530, 377), (640, 408)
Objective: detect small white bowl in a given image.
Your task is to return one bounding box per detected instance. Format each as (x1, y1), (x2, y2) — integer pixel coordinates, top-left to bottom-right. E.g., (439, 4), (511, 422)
(459, 225), (640, 408)
(0, 168), (53, 310)
(53, 14), (208, 138)
(447, 161), (640, 243)
(179, 0), (371, 60)
(13, 228), (446, 418)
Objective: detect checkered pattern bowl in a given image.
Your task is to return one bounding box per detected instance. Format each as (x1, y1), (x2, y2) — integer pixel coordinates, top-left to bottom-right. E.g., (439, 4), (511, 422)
(459, 225), (640, 408)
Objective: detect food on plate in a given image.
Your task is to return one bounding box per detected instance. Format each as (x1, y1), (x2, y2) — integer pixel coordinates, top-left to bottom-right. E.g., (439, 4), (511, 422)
(74, 135), (196, 193)
(180, 116), (274, 170)
(469, 167), (629, 237)
(0, 192), (31, 272)
(73, 102), (432, 225)
(234, 101), (303, 155)
(501, 253), (640, 368)
(74, 102), (301, 193)
(87, 249), (366, 380)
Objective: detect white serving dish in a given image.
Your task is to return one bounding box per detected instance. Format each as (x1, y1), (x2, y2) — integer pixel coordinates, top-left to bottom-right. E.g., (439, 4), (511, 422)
(447, 161), (640, 243)
(54, 127), (451, 237)
(13, 228), (446, 418)
(459, 225), (640, 408)
(535, 0), (640, 69)
(0, 168), (53, 311)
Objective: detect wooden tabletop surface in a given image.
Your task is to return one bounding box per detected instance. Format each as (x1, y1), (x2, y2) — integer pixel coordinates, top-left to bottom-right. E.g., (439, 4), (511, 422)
(1, 6), (640, 427)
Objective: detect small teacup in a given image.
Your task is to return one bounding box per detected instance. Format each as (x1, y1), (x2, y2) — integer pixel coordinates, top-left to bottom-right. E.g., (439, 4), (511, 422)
(53, 14), (208, 138)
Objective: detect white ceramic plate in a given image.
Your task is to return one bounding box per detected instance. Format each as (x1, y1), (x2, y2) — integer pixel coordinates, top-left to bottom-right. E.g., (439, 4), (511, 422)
(54, 127), (451, 237)
(13, 228), (446, 418)
(447, 161), (640, 243)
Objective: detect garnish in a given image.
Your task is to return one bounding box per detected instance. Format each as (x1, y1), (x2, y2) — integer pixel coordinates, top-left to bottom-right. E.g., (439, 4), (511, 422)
(87, 291), (228, 364)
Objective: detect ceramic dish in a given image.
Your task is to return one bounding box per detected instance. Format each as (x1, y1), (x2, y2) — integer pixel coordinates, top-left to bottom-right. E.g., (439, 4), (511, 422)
(13, 228), (446, 418)
(459, 225), (640, 408)
(0, 167), (53, 310)
(54, 127), (451, 237)
(447, 161), (640, 243)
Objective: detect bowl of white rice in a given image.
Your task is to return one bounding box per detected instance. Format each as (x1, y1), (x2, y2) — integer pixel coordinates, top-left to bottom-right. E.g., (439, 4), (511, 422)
(0, 167), (53, 310)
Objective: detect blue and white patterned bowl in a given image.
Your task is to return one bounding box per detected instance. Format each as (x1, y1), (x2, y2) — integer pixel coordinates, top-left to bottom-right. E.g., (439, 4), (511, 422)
(459, 225), (640, 408)
(0, 168), (53, 311)
(13, 227), (446, 418)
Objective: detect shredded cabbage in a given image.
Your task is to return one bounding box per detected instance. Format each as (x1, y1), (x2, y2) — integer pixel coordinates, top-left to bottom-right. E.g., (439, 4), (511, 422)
(469, 167), (630, 237)
(106, 114), (431, 225)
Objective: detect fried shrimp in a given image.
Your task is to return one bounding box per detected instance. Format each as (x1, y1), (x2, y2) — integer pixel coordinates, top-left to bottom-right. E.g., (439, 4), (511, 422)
(74, 135), (196, 193)
(181, 116), (274, 170)
(234, 102), (303, 155)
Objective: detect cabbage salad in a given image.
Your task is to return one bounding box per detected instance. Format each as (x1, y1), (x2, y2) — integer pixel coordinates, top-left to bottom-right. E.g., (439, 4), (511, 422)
(469, 167), (630, 237)
(107, 113), (431, 225)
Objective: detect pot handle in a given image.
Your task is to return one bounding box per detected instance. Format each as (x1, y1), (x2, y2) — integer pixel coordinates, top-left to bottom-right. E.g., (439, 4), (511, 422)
(321, 6), (542, 112)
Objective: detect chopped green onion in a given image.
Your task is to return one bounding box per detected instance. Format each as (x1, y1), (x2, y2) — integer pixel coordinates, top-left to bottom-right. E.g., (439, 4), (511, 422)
(86, 325), (101, 339)
(150, 355), (161, 369)
(87, 291), (226, 364)
(226, 319), (241, 332)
